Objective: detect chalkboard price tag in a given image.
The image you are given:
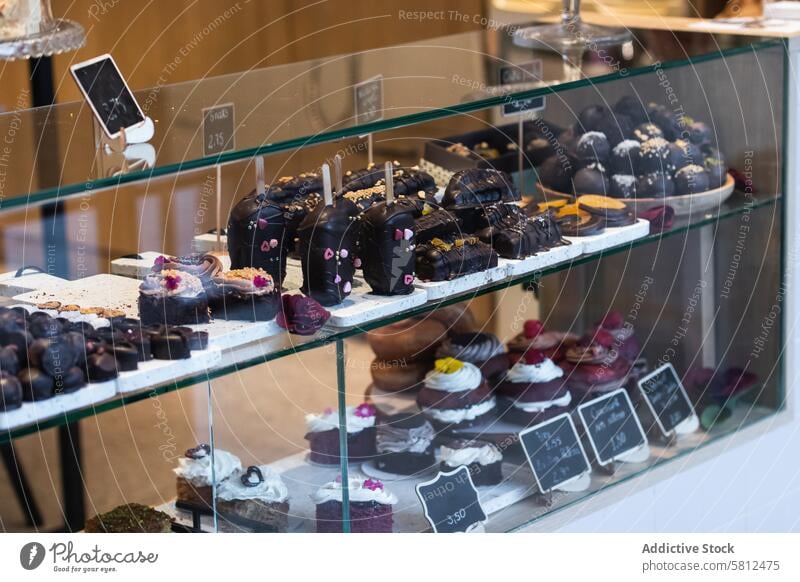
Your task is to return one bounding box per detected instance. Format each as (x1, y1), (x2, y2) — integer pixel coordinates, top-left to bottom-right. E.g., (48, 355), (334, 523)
(70, 54), (146, 139)
(354, 74), (384, 125)
(578, 389), (648, 466)
(638, 363), (695, 436)
(202, 103), (235, 156)
(415, 466), (487, 533)
(499, 60), (545, 117)
(519, 413), (591, 493)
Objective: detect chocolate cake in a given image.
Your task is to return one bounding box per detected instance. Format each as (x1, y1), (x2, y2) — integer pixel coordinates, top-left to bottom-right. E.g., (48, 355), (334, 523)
(340, 164), (438, 214)
(475, 204), (563, 259)
(85, 503), (173, 533)
(442, 168), (519, 232)
(313, 478), (397, 533)
(416, 236), (498, 282)
(138, 269), (209, 326)
(227, 191), (296, 288)
(297, 197), (361, 306)
(208, 268), (280, 321)
(438, 439), (503, 487)
(361, 198), (417, 295)
(414, 208), (463, 243)
(374, 413), (436, 475)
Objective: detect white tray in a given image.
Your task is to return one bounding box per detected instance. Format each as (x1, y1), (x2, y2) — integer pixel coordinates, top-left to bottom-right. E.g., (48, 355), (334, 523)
(0, 381), (117, 430)
(564, 218), (650, 254)
(327, 286), (428, 327)
(414, 263), (510, 301)
(500, 240), (584, 277)
(0, 272), (66, 298)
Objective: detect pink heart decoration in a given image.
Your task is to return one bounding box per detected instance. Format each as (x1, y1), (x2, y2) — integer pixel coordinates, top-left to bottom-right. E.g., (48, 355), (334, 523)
(269, 239), (278, 248)
(260, 241), (271, 252)
(404, 229), (413, 241)
(257, 218), (268, 230)
(404, 274), (414, 285)
(393, 229), (403, 241)
(334, 274), (342, 284)
(339, 248), (349, 258)
(323, 248), (334, 260)
(343, 281), (352, 293)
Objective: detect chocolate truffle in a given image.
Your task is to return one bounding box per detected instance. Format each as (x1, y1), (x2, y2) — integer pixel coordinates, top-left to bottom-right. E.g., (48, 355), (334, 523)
(633, 122), (663, 143)
(674, 165), (711, 195)
(613, 95), (649, 125)
(576, 131), (610, 165)
(0, 373), (22, 411)
(610, 139), (640, 175)
(638, 137), (670, 173)
(572, 165), (609, 195)
(705, 150), (727, 188)
(689, 121), (713, 147)
(647, 103), (682, 140)
(610, 175), (637, 199)
(637, 172), (675, 198)
(86, 352), (119, 382)
(151, 332), (191, 360)
(537, 154), (576, 193)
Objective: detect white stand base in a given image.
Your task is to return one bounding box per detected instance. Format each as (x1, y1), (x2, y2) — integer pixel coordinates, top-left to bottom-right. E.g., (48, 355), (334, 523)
(553, 471), (592, 493)
(500, 240), (584, 277)
(614, 443), (651, 464)
(415, 264), (509, 300)
(674, 413), (700, 436)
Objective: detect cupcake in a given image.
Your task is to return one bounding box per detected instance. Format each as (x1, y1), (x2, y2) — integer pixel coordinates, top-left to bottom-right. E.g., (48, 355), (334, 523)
(173, 444), (241, 508)
(497, 350), (572, 425)
(416, 358), (496, 430)
(208, 268), (280, 321)
(560, 330), (632, 402)
(138, 269), (209, 326)
(435, 332), (509, 387)
(216, 465), (290, 532)
(438, 439), (503, 486)
(595, 311), (640, 362)
(374, 412), (436, 475)
(84, 503), (173, 533)
(313, 477), (397, 533)
(507, 320), (578, 365)
(305, 403), (377, 465)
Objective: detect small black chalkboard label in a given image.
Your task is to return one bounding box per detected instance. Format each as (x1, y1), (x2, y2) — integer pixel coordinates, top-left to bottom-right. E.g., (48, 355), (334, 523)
(578, 389), (648, 466)
(354, 74), (384, 125)
(202, 103), (235, 156)
(638, 363), (695, 436)
(70, 54), (146, 138)
(519, 413), (591, 493)
(415, 466), (487, 533)
(499, 60), (545, 117)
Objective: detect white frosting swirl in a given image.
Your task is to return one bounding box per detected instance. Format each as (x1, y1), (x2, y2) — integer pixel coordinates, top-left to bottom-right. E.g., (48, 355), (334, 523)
(512, 390), (572, 413)
(505, 358), (564, 384)
(140, 269), (205, 298)
(311, 478), (398, 505)
(422, 398), (496, 423)
(216, 465), (289, 503)
(424, 362), (482, 393)
(173, 449), (241, 487)
(305, 406), (376, 434)
(439, 443), (502, 467)
(376, 420), (435, 454)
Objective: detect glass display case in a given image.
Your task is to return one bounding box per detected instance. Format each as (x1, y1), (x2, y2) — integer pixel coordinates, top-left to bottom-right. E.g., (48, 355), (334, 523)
(0, 23), (791, 533)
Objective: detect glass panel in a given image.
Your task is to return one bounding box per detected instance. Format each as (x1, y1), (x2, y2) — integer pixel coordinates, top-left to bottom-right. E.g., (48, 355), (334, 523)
(0, 26), (783, 209)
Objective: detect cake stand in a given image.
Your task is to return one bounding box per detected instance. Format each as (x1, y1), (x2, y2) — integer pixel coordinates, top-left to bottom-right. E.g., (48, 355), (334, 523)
(0, 16), (84, 60)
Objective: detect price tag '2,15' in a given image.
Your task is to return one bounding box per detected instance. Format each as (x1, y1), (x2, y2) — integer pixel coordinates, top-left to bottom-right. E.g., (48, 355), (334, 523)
(202, 103), (235, 156)
(415, 466), (487, 533)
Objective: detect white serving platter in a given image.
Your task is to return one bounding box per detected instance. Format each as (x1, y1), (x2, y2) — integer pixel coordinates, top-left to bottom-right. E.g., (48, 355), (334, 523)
(500, 240), (584, 277)
(564, 218), (650, 254)
(414, 263), (510, 301)
(326, 286), (428, 327)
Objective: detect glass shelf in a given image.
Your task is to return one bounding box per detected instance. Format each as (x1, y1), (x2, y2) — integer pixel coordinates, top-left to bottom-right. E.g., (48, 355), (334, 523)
(0, 190), (780, 444)
(0, 24), (783, 211)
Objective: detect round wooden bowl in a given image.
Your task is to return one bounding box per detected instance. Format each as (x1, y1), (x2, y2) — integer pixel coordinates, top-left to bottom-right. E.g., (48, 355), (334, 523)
(535, 173), (735, 217)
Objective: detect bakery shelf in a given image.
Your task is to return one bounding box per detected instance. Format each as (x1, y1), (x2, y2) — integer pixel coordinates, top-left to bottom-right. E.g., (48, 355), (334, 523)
(0, 190), (779, 444)
(0, 26), (783, 211)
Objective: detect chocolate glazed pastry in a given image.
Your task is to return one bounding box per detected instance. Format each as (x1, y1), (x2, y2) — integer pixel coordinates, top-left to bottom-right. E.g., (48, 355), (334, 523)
(227, 191), (294, 288)
(297, 198), (361, 306)
(413, 209), (463, 243)
(416, 236), (498, 282)
(361, 198), (417, 295)
(151, 331), (191, 360)
(442, 168), (520, 232)
(476, 204), (564, 259)
(339, 167), (438, 215)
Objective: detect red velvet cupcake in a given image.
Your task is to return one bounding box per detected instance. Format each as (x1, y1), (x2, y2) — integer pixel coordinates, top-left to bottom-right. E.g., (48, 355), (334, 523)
(416, 358), (496, 431)
(507, 320), (578, 365)
(560, 330), (632, 402)
(313, 477), (397, 533)
(498, 350), (572, 425)
(305, 403), (377, 465)
(595, 311), (640, 363)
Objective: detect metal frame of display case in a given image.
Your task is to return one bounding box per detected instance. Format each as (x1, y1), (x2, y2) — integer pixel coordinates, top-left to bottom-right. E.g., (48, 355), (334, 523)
(0, 25), (794, 533)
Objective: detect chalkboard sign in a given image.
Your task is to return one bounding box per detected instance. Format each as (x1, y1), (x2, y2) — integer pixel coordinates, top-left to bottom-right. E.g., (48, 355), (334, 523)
(578, 389), (647, 465)
(499, 61), (545, 117)
(415, 466), (487, 533)
(70, 54), (146, 139)
(519, 413), (591, 493)
(638, 363), (695, 436)
(354, 74), (384, 125)
(202, 103), (235, 156)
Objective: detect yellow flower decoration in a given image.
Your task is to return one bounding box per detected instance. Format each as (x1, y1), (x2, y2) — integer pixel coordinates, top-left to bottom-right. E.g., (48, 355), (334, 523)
(435, 357), (464, 374)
